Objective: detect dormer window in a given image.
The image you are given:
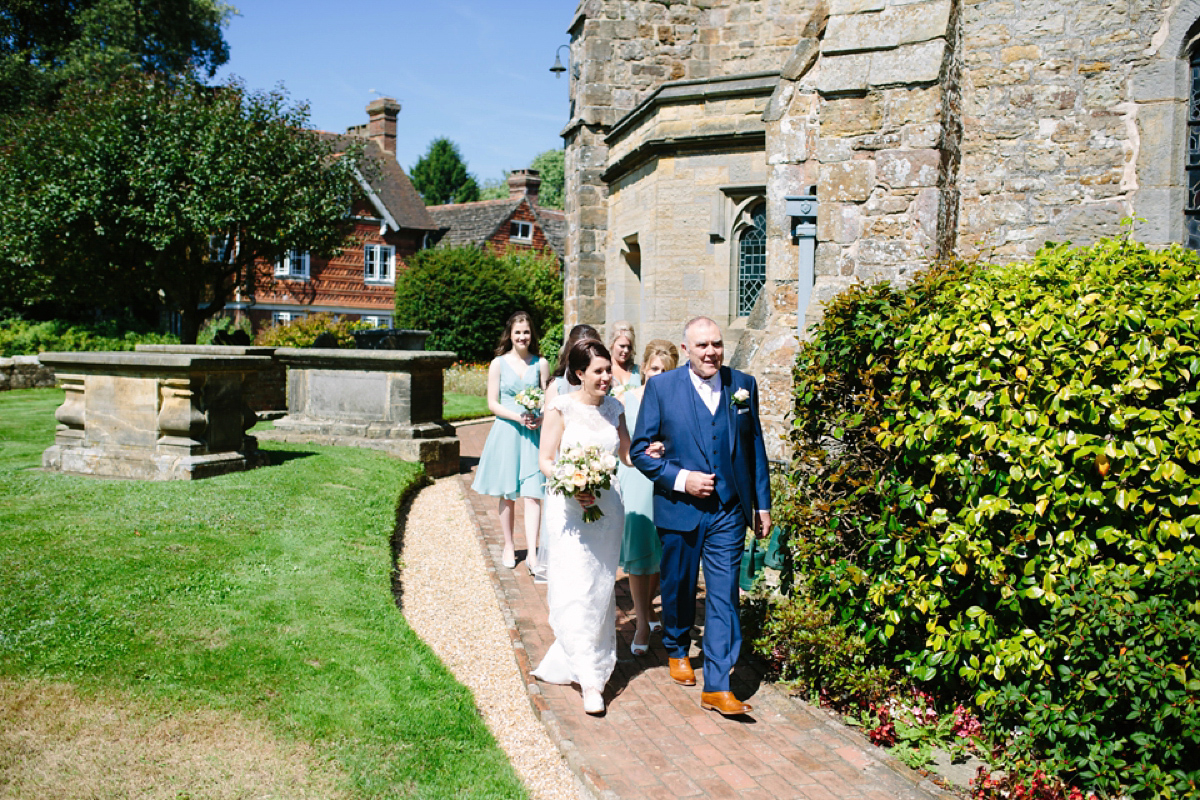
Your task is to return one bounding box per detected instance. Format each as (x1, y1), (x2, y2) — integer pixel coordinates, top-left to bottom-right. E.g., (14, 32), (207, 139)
(275, 250), (309, 280)
(364, 244), (395, 284)
(510, 220), (533, 242)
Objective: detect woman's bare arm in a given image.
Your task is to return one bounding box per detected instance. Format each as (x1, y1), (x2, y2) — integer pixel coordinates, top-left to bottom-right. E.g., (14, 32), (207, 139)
(539, 406), (564, 479)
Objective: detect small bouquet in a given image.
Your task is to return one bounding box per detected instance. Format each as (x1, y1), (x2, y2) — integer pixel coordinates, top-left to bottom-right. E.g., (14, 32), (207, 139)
(514, 387), (544, 416)
(547, 444), (619, 522)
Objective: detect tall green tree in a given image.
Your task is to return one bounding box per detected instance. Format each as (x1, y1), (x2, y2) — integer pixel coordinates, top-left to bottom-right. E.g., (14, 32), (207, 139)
(0, 0), (232, 115)
(529, 148), (564, 210)
(409, 138), (480, 205)
(0, 77), (366, 343)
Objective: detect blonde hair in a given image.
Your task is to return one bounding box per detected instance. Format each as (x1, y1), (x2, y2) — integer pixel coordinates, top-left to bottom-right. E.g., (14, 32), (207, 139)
(609, 321), (635, 356)
(642, 339), (678, 372)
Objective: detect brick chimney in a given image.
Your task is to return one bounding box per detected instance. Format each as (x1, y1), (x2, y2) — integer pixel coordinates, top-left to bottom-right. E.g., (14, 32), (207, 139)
(365, 97), (401, 155)
(507, 169), (542, 204)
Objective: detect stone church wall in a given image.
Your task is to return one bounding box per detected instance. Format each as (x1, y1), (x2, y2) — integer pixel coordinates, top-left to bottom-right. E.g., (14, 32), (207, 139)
(563, 0), (1199, 460)
(956, 0), (1167, 260)
(563, 0), (815, 335)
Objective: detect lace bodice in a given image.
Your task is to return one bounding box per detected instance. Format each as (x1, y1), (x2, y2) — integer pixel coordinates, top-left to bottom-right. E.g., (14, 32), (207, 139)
(551, 395), (622, 458)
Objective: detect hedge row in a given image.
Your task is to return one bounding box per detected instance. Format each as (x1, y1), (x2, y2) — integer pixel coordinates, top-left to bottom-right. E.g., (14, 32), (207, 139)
(774, 238), (1200, 798)
(393, 246), (561, 362)
(0, 316), (178, 356)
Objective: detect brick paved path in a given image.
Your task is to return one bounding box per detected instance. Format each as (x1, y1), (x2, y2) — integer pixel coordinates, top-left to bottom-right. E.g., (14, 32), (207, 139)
(456, 420), (948, 800)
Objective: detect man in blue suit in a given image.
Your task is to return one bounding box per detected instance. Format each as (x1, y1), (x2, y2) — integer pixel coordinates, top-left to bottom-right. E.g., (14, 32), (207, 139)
(631, 316), (771, 715)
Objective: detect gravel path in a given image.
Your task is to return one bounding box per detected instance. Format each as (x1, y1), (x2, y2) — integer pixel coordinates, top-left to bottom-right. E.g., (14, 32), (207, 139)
(399, 477), (584, 800)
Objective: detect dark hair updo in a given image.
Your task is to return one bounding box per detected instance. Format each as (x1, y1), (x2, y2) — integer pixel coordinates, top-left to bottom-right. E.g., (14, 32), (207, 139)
(553, 323), (600, 378)
(566, 339), (611, 386)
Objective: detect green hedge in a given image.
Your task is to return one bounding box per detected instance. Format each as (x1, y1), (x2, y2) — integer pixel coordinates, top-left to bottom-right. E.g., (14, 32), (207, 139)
(0, 316), (178, 356)
(393, 246), (561, 362)
(777, 238), (1200, 797)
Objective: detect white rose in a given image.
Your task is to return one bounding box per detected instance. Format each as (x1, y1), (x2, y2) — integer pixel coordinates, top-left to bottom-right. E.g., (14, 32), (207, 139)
(733, 388), (750, 403)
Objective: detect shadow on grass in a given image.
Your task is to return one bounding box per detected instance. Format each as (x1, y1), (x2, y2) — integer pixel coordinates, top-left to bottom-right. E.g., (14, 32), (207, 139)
(389, 470), (432, 609)
(259, 449), (318, 466)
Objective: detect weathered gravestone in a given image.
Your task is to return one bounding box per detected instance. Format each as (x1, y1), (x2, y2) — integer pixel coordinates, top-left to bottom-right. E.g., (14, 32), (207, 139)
(39, 351), (271, 480)
(259, 348), (459, 477)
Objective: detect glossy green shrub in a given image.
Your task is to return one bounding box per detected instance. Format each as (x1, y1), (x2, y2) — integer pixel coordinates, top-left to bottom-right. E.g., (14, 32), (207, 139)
(987, 551), (1199, 797)
(878, 239), (1199, 690)
(781, 238), (1200, 798)
(253, 312), (369, 348)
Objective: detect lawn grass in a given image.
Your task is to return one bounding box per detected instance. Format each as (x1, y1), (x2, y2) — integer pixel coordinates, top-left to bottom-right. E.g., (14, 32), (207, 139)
(443, 392), (491, 421)
(0, 388), (525, 799)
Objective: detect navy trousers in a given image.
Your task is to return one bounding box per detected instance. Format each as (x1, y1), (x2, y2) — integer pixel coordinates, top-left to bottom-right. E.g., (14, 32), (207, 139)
(658, 501), (745, 692)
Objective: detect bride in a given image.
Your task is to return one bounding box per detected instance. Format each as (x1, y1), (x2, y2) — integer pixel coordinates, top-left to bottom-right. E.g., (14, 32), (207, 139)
(532, 338), (633, 715)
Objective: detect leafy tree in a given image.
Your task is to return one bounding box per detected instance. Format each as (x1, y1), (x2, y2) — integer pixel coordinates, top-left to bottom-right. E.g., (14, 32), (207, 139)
(0, 77), (365, 343)
(0, 0), (231, 115)
(478, 173), (509, 201)
(529, 148), (564, 210)
(409, 137), (480, 205)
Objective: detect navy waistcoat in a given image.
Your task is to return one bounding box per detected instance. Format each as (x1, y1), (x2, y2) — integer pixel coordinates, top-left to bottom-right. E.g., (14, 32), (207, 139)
(690, 383), (734, 505)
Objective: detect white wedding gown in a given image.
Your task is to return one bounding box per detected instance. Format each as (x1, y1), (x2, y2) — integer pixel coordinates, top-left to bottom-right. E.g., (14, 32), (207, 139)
(532, 394), (625, 693)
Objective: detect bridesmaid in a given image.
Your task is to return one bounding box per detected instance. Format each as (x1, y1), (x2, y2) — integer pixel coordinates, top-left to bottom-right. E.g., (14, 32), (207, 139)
(617, 339), (677, 655)
(471, 311), (550, 572)
(608, 322), (641, 400)
(544, 323), (600, 406)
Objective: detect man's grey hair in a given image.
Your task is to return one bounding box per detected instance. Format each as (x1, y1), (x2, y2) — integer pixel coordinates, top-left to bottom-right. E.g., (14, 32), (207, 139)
(682, 316), (720, 342)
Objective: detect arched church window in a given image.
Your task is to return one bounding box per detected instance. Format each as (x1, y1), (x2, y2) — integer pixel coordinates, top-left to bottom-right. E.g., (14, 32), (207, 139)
(737, 204), (767, 316)
(1188, 51), (1200, 250)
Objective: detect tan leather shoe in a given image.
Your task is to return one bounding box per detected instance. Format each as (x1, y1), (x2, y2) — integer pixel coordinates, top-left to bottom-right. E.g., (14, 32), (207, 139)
(668, 657), (696, 686)
(701, 691), (752, 716)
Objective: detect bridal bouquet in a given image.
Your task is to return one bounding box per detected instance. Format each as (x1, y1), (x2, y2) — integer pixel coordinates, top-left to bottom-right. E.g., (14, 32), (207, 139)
(547, 445), (619, 523)
(514, 387), (544, 415)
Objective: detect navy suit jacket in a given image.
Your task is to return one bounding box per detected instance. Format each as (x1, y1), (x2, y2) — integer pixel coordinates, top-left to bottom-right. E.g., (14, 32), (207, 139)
(631, 365), (771, 532)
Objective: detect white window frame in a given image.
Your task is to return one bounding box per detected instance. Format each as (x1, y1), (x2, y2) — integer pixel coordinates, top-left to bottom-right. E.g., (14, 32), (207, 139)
(510, 220), (533, 242)
(364, 244), (396, 284)
(271, 311), (305, 326)
(363, 315), (392, 329)
(274, 249), (310, 280)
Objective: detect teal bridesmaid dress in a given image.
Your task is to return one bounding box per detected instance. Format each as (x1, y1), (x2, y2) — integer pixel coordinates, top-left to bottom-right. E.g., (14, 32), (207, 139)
(471, 356), (545, 500)
(618, 387), (661, 575)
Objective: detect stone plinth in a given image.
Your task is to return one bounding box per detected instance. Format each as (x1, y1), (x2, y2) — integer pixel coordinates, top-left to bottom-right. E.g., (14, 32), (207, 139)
(39, 351), (271, 480)
(135, 344), (286, 414)
(263, 348), (459, 478)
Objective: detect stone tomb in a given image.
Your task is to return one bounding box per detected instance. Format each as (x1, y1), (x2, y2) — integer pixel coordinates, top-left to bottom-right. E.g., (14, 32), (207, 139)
(40, 351), (270, 480)
(262, 348), (459, 478)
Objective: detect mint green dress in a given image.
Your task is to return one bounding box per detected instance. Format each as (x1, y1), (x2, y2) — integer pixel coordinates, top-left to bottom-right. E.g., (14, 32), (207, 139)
(618, 387), (661, 575)
(471, 356), (545, 500)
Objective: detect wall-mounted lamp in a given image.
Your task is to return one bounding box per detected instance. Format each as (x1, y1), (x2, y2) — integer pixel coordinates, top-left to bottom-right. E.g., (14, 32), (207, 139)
(549, 44), (570, 78)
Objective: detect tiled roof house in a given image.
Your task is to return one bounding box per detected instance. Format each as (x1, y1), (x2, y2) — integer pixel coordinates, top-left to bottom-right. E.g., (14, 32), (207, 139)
(428, 170), (566, 263)
(226, 98), (440, 332)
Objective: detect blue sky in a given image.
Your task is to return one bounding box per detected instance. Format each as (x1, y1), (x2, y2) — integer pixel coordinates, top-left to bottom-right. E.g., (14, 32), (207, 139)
(214, 1), (575, 184)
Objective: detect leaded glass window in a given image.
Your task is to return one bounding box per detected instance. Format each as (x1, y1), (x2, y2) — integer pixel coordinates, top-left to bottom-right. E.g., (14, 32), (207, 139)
(737, 204), (767, 316)
(1187, 54), (1200, 250)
